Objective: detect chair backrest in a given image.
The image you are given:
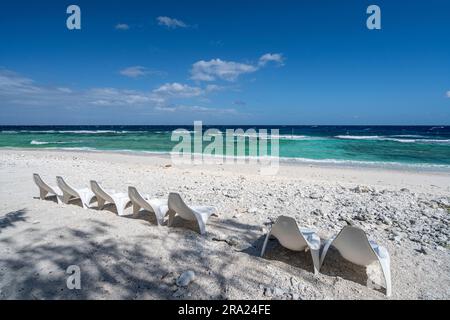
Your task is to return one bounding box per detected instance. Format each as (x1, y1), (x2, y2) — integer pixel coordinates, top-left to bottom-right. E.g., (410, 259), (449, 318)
(90, 181), (113, 203)
(128, 186), (147, 207)
(270, 216), (308, 251)
(56, 176), (78, 196)
(33, 173), (53, 193)
(331, 226), (378, 266)
(168, 192), (195, 221)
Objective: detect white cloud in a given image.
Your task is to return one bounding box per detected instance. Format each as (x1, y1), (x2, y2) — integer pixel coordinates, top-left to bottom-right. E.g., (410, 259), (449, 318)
(446, 91), (450, 98)
(190, 59), (257, 82)
(205, 84), (224, 92)
(0, 69), (157, 108)
(190, 53), (284, 82)
(155, 105), (237, 114)
(0, 69), (43, 95)
(120, 66), (152, 78)
(115, 23), (130, 30)
(120, 66), (166, 78)
(57, 87), (73, 93)
(157, 16), (188, 29)
(0, 69), (239, 117)
(153, 82), (203, 98)
(258, 53), (284, 66)
(87, 88), (158, 106)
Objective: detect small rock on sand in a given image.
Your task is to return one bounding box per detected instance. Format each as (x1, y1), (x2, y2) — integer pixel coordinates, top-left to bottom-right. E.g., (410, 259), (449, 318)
(176, 271), (195, 287)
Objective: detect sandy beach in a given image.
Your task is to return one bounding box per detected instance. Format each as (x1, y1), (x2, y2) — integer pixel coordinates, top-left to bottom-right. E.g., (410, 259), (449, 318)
(0, 148), (449, 300)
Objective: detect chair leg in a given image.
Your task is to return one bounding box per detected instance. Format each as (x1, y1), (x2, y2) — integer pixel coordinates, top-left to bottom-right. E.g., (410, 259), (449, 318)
(62, 193), (71, 204)
(196, 217), (207, 235)
(39, 188), (48, 200)
(132, 203), (141, 216)
(156, 214), (164, 226)
(153, 208), (164, 226)
(97, 198), (106, 210)
(378, 257), (392, 297)
(310, 248), (321, 275)
(167, 210), (176, 227)
(260, 230), (272, 257)
(319, 239), (334, 268)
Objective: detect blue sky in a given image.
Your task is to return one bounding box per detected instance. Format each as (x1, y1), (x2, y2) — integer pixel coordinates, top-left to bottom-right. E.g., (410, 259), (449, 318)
(0, 0), (449, 125)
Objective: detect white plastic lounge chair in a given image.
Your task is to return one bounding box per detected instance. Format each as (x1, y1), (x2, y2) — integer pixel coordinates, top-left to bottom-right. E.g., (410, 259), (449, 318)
(260, 215), (321, 275)
(33, 173), (62, 203)
(90, 180), (131, 216)
(320, 226), (392, 296)
(56, 176), (96, 209)
(167, 192), (217, 235)
(128, 186), (169, 225)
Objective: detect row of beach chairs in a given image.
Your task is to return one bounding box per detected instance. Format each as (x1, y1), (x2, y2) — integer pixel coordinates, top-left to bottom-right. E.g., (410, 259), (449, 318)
(33, 173), (391, 296)
(33, 173), (217, 235)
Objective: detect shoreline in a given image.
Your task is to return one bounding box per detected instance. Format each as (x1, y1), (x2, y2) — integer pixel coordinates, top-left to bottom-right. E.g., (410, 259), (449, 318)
(2, 148), (450, 196)
(2, 146), (450, 174)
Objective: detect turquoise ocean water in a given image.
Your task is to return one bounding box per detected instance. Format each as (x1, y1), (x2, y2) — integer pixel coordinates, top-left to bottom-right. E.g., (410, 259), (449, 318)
(1, 125), (450, 170)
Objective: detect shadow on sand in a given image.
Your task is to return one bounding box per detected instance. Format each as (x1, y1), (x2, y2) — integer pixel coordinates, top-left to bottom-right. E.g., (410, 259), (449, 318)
(0, 206), (386, 299)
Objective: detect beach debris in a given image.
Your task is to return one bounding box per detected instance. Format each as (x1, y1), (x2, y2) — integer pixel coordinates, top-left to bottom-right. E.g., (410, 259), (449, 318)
(222, 189), (239, 198)
(415, 246), (428, 255)
(212, 234), (238, 246)
(161, 271), (174, 280)
(176, 271), (195, 287)
(212, 235), (250, 251)
(309, 193), (322, 199)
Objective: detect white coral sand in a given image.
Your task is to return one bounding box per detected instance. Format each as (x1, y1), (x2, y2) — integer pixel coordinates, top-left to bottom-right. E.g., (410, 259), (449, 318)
(0, 149), (449, 299)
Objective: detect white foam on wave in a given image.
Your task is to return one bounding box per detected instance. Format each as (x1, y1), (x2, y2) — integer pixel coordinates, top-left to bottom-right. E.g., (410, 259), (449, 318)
(391, 134), (428, 138)
(30, 140), (82, 145)
(30, 140), (49, 145)
(4, 130), (151, 134)
(335, 135), (450, 144)
(279, 156), (450, 171)
(231, 133), (319, 141)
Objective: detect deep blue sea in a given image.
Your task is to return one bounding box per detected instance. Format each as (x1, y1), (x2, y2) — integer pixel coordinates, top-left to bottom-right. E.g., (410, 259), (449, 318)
(1, 125), (450, 169)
